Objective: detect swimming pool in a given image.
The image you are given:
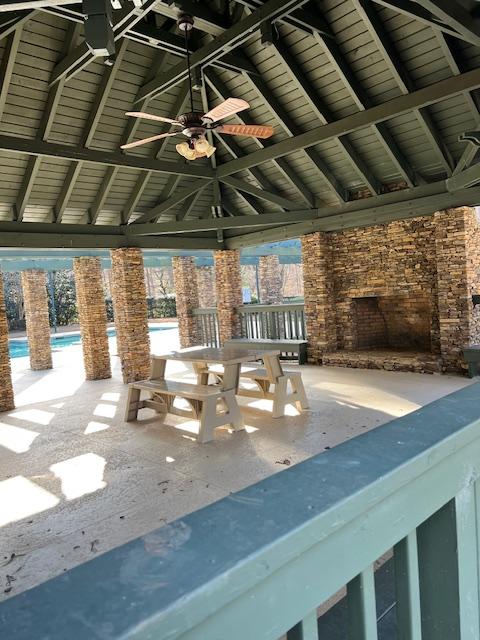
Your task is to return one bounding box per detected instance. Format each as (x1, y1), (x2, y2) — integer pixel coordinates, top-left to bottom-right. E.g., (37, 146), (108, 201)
(8, 325), (174, 359)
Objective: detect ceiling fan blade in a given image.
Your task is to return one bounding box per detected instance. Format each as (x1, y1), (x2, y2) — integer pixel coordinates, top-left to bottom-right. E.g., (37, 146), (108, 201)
(125, 111), (181, 125)
(218, 124), (274, 139)
(203, 98), (249, 122)
(121, 132), (178, 150)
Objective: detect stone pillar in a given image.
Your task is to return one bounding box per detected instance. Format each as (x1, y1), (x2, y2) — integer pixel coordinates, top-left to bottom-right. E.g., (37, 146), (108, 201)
(434, 207), (473, 372)
(301, 232), (337, 364)
(214, 250), (243, 344)
(258, 255), (283, 304)
(0, 273), (14, 411)
(21, 270), (52, 371)
(73, 257), (111, 381)
(110, 248), (150, 383)
(172, 256), (199, 348)
(196, 266), (217, 308)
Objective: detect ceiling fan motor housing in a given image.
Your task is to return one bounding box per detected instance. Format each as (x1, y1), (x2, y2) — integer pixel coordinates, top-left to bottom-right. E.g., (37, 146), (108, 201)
(178, 112), (208, 138)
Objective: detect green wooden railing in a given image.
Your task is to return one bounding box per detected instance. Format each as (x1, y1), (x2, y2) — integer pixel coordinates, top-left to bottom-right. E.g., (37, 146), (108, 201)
(239, 303), (306, 340)
(3, 383), (480, 639)
(192, 307), (220, 347)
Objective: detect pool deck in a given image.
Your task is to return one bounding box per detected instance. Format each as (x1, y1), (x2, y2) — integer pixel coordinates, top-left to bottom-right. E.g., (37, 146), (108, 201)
(0, 327), (474, 601)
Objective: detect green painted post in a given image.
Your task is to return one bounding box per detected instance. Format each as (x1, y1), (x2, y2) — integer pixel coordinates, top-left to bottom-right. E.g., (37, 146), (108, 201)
(417, 500), (461, 639)
(287, 611), (319, 639)
(394, 532), (422, 640)
(347, 567), (378, 640)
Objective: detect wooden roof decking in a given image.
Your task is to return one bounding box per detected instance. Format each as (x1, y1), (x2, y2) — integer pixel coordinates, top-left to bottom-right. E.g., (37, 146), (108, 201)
(0, 0), (479, 249)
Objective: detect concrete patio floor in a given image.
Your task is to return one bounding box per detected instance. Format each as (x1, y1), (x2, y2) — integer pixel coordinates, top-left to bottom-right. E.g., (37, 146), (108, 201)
(0, 325), (474, 601)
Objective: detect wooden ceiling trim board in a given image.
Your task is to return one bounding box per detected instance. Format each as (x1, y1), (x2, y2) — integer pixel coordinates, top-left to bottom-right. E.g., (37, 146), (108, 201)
(50, 0), (158, 85)
(352, 0), (454, 176)
(309, 10), (418, 187)
(131, 179), (215, 224)
(14, 21), (80, 223)
(136, 0), (311, 103)
(0, 26), (22, 121)
(204, 68), (316, 207)
(217, 68), (480, 177)
(53, 39), (129, 222)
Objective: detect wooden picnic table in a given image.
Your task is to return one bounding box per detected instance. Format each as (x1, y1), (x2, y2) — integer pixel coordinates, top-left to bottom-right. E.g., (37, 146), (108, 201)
(150, 346), (281, 392)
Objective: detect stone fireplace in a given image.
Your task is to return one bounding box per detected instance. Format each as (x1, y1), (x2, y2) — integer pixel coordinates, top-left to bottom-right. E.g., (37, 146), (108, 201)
(301, 207), (480, 374)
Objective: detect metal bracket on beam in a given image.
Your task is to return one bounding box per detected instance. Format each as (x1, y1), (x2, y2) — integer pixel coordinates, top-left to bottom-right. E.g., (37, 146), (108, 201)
(83, 0), (115, 57)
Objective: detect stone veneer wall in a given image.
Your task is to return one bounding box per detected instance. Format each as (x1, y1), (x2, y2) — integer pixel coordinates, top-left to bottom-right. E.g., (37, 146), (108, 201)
(214, 249), (243, 345)
(301, 208), (480, 373)
(0, 272), (14, 411)
(21, 270), (52, 371)
(73, 257), (111, 380)
(301, 232), (337, 363)
(196, 266), (216, 308)
(172, 256), (200, 348)
(258, 255), (283, 304)
(110, 248), (151, 383)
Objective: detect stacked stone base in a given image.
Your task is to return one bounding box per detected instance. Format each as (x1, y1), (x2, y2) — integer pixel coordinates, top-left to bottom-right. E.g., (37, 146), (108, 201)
(322, 349), (443, 374)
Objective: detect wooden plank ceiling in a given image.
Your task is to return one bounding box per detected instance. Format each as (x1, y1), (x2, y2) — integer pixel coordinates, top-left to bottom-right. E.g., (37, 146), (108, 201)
(0, 0), (479, 249)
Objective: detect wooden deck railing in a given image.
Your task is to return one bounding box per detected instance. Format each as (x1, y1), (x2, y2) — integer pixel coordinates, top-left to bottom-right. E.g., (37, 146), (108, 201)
(4, 383), (480, 639)
(238, 303), (306, 340)
(192, 307), (220, 347)
(194, 303), (306, 348)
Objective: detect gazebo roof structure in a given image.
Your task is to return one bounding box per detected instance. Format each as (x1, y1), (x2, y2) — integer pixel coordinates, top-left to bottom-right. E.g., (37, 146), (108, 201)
(0, 0), (479, 250)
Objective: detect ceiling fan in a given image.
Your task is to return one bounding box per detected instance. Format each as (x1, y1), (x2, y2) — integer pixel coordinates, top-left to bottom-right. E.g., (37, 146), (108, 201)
(121, 14), (274, 160)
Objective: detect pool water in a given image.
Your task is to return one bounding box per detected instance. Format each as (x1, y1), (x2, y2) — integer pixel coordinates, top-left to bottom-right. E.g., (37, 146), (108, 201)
(9, 325), (172, 359)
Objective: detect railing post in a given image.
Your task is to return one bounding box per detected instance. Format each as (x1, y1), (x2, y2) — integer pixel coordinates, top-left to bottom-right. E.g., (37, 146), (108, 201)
(287, 611), (319, 639)
(394, 532), (421, 640)
(347, 567), (378, 640)
(417, 500), (461, 639)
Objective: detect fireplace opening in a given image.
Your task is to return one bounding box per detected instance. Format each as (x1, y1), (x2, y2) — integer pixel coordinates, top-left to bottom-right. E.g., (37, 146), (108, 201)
(353, 295), (432, 352)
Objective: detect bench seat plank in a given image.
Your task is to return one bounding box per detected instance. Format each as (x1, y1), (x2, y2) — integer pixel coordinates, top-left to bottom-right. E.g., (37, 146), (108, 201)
(131, 379), (222, 399)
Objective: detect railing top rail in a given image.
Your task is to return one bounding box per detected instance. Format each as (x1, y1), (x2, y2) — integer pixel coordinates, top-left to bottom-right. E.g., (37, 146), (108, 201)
(192, 307), (217, 315)
(238, 303), (304, 312)
(3, 383), (480, 639)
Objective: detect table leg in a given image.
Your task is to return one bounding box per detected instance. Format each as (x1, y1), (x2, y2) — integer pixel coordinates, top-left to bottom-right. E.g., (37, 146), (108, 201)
(150, 357), (166, 381)
(222, 363), (241, 392)
(193, 361), (210, 385)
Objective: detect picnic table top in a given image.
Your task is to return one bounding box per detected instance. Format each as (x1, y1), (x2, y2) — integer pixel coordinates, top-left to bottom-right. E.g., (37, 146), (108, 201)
(152, 347), (280, 365)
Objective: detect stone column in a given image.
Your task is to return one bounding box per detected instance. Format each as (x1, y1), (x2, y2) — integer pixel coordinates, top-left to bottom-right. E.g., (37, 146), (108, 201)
(110, 248), (150, 383)
(301, 232), (337, 364)
(0, 272), (14, 411)
(172, 256), (199, 348)
(214, 250), (243, 344)
(73, 257), (111, 381)
(196, 266), (216, 308)
(434, 208), (473, 373)
(258, 255), (283, 304)
(21, 270), (52, 370)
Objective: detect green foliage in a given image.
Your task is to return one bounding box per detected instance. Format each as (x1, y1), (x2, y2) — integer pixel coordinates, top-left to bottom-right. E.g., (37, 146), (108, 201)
(106, 296), (176, 321)
(49, 270), (78, 327)
(3, 272), (24, 331)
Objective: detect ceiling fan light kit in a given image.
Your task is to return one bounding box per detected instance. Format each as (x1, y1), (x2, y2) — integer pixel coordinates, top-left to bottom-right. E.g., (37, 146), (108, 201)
(120, 15), (274, 159)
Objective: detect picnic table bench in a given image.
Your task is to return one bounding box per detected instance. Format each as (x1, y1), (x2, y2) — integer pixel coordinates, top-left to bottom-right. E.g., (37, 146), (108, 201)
(225, 338), (308, 365)
(124, 378), (243, 444)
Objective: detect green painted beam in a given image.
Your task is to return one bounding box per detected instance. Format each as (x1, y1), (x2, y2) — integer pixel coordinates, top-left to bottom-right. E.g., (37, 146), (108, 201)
(414, 0), (480, 47)
(0, 230), (222, 250)
(0, 134), (215, 179)
(217, 69), (480, 177)
(132, 179), (214, 224)
(136, 0), (310, 102)
(0, 8), (33, 39)
(218, 176), (300, 210)
(225, 183), (480, 247)
(126, 210), (319, 235)
(446, 164), (480, 191)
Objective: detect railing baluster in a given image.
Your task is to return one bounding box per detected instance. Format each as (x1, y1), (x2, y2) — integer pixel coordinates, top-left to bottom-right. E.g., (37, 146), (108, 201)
(417, 500), (461, 639)
(455, 483), (480, 639)
(287, 611), (319, 639)
(347, 567), (378, 640)
(394, 532), (421, 640)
